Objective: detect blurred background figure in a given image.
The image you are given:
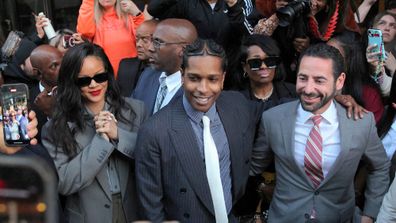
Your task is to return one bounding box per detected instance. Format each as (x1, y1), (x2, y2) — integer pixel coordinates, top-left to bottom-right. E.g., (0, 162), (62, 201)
(77, 0), (146, 76)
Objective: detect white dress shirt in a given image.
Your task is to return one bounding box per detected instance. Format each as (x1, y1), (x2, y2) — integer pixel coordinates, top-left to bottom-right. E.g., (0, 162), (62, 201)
(382, 118), (396, 160)
(294, 101), (341, 178)
(156, 71), (182, 110)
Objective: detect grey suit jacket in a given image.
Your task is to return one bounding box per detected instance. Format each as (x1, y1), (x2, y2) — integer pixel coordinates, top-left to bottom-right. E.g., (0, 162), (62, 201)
(377, 174), (396, 222)
(42, 98), (147, 223)
(132, 67), (183, 115)
(251, 100), (390, 223)
(135, 91), (261, 222)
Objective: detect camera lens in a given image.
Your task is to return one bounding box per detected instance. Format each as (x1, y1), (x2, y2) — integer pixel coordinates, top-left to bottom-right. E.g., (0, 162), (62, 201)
(276, 0), (311, 27)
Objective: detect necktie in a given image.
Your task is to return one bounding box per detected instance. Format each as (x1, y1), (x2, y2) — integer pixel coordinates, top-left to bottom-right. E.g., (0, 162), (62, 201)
(202, 115), (228, 222)
(153, 77), (167, 113)
(304, 115), (323, 188)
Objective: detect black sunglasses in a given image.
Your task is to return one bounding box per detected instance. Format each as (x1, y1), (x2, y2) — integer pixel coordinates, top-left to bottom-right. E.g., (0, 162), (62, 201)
(247, 56), (280, 70)
(77, 72), (108, 87)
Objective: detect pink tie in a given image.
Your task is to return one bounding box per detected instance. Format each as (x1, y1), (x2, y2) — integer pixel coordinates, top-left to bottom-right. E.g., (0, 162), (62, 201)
(304, 115), (323, 188)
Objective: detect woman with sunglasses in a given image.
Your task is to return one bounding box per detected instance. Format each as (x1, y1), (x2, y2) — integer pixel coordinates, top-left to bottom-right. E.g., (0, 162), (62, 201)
(41, 43), (146, 223)
(234, 34), (297, 222)
(239, 34), (297, 105)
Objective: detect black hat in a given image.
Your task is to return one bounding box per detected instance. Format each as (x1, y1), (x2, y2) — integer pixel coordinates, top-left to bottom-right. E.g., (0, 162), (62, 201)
(13, 38), (37, 65)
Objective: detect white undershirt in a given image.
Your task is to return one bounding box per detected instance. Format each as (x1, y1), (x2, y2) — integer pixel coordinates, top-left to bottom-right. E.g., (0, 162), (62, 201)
(382, 118), (396, 160)
(294, 101), (341, 178)
(156, 71), (182, 110)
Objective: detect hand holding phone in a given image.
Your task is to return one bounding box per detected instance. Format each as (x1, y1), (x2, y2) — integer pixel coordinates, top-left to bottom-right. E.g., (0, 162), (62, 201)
(368, 28), (387, 61)
(1, 84), (30, 146)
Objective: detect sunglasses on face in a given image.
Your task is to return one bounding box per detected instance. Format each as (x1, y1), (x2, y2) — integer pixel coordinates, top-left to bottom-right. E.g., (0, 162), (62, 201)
(247, 56), (280, 70)
(77, 72), (108, 87)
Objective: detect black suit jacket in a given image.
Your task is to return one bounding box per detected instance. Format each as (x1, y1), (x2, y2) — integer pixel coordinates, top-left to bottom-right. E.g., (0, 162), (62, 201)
(135, 91), (261, 222)
(117, 57), (145, 97)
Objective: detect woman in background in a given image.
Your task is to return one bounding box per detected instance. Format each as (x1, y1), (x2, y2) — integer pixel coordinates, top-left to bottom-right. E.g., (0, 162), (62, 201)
(42, 43), (146, 223)
(77, 0), (145, 76)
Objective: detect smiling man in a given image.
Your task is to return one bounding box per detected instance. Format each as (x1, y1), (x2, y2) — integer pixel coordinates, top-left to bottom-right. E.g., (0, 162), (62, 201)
(250, 43), (389, 223)
(135, 39), (260, 222)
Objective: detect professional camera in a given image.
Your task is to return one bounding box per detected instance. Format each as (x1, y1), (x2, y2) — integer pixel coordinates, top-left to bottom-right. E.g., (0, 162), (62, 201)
(276, 0), (311, 27)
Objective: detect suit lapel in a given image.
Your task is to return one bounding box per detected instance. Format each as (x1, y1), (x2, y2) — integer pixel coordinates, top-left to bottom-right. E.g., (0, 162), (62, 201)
(96, 167), (112, 201)
(169, 99), (215, 215)
(216, 95), (244, 202)
(320, 102), (353, 186)
(280, 101), (312, 185)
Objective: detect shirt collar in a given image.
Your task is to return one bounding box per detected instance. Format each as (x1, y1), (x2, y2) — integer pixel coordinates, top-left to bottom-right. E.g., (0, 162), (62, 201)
(39, 81), (45, 93)
(297, 100), (337, 125)
(159, 71), (182, 92)
(182, 95), (217, 124)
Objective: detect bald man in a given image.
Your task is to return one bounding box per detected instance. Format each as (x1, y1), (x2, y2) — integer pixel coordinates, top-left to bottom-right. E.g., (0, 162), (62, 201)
(132, 18), (198, 115)
(117, 20), (160, 96)
(29, 44), (62, 141)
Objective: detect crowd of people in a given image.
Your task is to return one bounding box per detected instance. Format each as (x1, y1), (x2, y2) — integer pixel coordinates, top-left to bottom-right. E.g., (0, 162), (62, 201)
(0, 0), (396, 222)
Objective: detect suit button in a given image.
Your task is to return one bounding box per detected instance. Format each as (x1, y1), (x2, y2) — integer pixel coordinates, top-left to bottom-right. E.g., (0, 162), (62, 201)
(183, 213), (190, 218)
(314, 191), (319, 195)
(304, 213), (310, 219)
(180, 188), (187, 194)
(104, 204), (110, 208)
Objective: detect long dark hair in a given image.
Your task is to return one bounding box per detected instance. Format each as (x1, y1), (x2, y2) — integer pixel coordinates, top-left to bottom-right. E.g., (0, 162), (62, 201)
(50, 43), (134, 158)
(378, 76), (396, 138)
(330, 31), (379, 107)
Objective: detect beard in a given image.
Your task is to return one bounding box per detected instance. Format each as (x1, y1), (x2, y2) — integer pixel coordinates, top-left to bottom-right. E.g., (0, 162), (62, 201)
(298, 87), (336, 113)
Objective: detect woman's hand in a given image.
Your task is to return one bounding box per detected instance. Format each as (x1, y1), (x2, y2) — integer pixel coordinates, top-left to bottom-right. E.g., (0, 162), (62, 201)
(33, 13), (46, 39)
(72, 33), (85, 45)
(335, 94), (368, 120)
(120, 0), (141, 16)
(94, 111), (118, 141)
(385, 52), (396, 75)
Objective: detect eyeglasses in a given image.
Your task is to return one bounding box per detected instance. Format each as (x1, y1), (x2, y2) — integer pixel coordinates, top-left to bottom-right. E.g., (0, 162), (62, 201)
(136, 35), (152, 44)
(246, 56), (280, 70)
(77, 72), (108, 87)
(152, 38), (187, 49)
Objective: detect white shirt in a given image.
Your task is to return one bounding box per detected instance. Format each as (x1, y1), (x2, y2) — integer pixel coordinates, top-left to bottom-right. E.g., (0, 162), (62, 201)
(382, 118), (396, 160)
(294, 101), (341, 178)
(157, 71), (182, 110)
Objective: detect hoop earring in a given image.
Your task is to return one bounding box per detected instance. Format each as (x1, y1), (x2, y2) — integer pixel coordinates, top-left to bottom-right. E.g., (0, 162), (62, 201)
(243, 72), (248, 78)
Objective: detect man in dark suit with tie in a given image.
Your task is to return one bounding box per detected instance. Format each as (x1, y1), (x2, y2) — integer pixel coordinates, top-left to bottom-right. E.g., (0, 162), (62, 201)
(135, 39), (260, 222)
(250, 44), (389, 223)
(132, 18), (197, 115)
(117, 20), (159, 96)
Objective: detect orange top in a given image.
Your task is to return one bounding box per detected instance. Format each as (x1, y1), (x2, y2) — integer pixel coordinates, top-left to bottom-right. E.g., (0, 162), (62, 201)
(77, 0), (144, 77)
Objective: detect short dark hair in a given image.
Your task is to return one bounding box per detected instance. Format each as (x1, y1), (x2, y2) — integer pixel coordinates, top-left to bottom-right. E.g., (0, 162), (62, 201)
(181, 38), (227, 72)
(298, 43), (345, 79)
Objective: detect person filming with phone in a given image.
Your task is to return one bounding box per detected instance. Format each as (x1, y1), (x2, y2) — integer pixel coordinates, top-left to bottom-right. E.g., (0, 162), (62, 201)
(366, 11), (396, 97)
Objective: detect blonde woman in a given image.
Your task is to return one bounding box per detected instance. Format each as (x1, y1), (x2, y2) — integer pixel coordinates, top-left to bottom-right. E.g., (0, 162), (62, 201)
(77, 0), (145, 76)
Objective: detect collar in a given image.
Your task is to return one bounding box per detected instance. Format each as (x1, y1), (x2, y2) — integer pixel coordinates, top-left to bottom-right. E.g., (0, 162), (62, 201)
(39, 81), (45, 93)
(159, 71), (182, 92)
(297, 100), (337, 125)
(182, 95), (217, 124)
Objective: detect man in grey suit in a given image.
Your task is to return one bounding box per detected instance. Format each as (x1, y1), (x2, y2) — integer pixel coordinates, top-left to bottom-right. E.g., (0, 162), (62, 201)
(135, 39), (261, 222)
(251, 43), (390, 223)
(132, 18), (197, 115)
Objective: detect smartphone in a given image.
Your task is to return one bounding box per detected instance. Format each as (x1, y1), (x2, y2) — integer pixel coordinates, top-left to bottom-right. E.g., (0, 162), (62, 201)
(368, 28), (387, 61)
(1, 83), (30, 146)
(62, 34), (75, 49)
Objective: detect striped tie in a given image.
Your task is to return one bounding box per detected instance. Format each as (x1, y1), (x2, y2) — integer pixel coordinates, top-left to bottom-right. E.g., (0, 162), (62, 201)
(304, 115), (323, 188)
(153, 77), (167, 113)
